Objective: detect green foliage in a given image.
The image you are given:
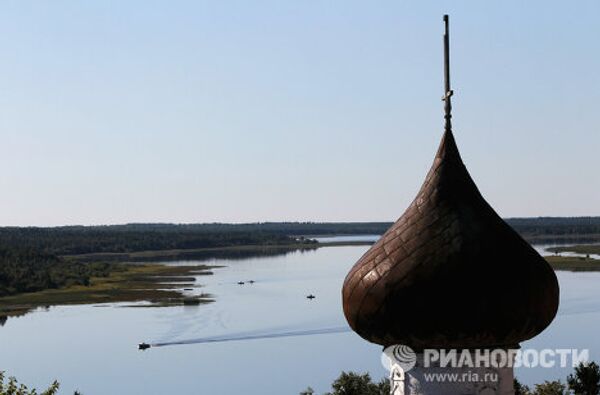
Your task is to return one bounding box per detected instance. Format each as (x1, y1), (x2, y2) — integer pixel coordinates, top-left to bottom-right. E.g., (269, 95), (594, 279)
(515, 377), (532, 395)
(0, 248), (113, 297)
(324, 372), (389, 395)
(514, 379), (569, 395)
(0, 224), (314, 256)
(374, 378), (391, 394)
(531, 380), (568, 395)
(1, 218), (599, 298)
(568, 361), (600, 395)
(514, 378), (568, 395)
(0, 218), (598, 257)
(506, 217), (600, 237)
(0, 371), (59, 395)
(301, 371), (389, 395)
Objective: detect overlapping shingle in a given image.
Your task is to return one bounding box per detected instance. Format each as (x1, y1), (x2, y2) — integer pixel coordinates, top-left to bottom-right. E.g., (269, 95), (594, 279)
(342, 130), (559, 349)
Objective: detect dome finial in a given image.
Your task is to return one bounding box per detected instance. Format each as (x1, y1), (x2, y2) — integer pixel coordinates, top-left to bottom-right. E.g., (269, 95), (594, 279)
(341, 15), (559, 350)
(442, 14), (453, 134)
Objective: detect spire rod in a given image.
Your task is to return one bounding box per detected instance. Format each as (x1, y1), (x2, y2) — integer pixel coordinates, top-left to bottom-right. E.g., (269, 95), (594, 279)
(442, 14), (453, 133)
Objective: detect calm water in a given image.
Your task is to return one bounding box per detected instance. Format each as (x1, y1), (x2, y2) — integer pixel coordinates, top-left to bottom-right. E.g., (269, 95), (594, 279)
(314, 235), (381, 243)
(1, 242), (599, 394)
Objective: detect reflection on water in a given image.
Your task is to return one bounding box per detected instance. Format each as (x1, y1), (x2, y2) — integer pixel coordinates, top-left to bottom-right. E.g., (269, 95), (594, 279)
(314, 235), (380, 244)
(154, 246), (316, 262)
(533, 243), (600, 260)
(115, 245), (318, 263)
(0, 241), (599, 394)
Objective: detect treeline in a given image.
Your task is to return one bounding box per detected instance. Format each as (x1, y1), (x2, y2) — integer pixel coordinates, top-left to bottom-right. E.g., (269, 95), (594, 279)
(0, 224), (317, 296)
(1, 218), (599, 256)
(1, 218), (599, 298)
(0, 248), (113, 296)
(506, 216), (600, 236)
(0, 226), (304, 256)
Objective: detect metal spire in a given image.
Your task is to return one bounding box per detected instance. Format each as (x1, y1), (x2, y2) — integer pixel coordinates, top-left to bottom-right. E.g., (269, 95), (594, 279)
(442, 15), (453, 133)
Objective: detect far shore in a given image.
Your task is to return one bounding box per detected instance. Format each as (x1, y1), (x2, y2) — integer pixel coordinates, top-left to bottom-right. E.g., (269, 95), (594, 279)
(62, 240), (376, 263)
(2, 240), (599, 323)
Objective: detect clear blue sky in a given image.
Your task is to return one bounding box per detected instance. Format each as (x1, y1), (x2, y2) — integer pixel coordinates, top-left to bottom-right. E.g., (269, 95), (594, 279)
(0, 1), (598, 226)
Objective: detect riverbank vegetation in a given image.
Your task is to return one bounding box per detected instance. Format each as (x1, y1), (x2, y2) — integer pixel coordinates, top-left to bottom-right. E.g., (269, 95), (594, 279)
(0, 223), (323, 314)
(548, 244), (600, 255)
(545, 255), (600, 271)
(0, 248), (113, 297)
(1, 217), (599, 256)
(0, 263), (214, 321)
(0, 224), (317, 256)
(67, 243), (318, 263)
(1, 218), (599, 316)
(506, 217), (600, 244)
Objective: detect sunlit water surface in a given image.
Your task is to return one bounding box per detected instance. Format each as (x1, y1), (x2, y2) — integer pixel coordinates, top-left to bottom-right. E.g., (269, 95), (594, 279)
(1, 241), (599, 394)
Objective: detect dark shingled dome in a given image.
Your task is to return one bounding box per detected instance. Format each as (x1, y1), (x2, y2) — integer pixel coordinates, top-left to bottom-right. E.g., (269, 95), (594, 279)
(342, 129), (559, 349)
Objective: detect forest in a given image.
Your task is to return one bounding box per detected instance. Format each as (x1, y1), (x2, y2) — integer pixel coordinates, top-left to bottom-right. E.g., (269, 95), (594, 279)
(0, 248), (112, 297)
(1, 217), (599, 297)
(2, 217), (598, 256)
(506, 216), (600, 237)
(0, 225), (302, 255)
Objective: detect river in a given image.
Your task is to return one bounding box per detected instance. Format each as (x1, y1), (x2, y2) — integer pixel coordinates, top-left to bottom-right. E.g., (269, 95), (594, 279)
(1, 239), (598, 394)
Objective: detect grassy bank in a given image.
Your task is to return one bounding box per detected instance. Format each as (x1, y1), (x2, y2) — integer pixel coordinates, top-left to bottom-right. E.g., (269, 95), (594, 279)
(0, 263), (215, 321)
(0, 243), (323, 321)
(65, 243), (319, 263)
(547, 244), (600, 255)
(545, 256), (600, 271)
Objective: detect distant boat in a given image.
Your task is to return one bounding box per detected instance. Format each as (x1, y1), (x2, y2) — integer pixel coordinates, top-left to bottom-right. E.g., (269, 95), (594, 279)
(306, 294), (316, 300)
(183, 297), (201, 305)
(248, 280), (255, 284)
(238, 281), (245, 285)
(138, 342), (151, 350)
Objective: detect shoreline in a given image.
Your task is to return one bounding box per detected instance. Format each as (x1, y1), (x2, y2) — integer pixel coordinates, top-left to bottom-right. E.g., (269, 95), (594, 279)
(0, 263), (216, 322)
(2, 240), (599, 322)
(63, 243), (321, 262)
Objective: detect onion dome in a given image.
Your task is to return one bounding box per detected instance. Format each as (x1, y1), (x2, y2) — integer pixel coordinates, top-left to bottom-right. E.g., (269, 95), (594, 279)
(341, 16), (559, 350)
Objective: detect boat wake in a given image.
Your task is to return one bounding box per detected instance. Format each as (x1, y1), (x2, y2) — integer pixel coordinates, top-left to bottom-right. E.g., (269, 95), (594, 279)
(149, 326), (351, 348)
